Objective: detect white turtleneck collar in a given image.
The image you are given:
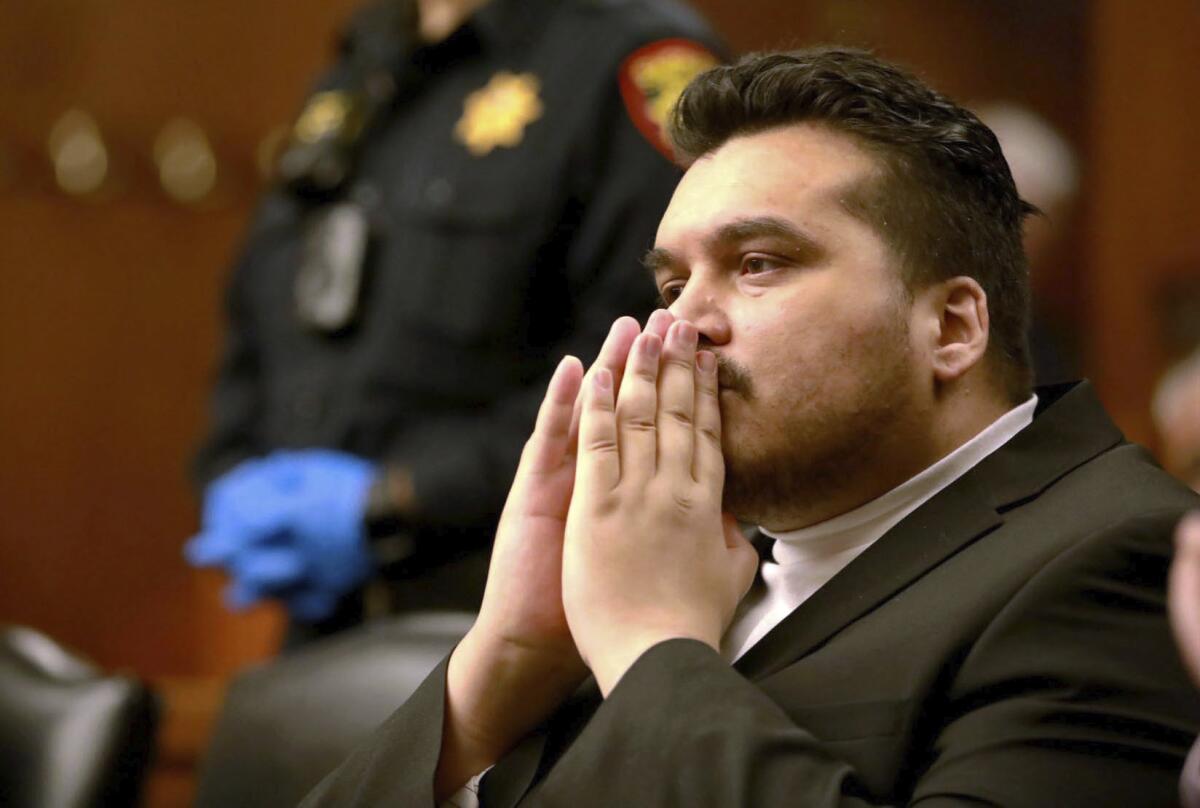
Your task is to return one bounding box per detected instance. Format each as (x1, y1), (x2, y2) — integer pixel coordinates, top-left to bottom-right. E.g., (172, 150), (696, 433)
(722, 395), (1038, 662)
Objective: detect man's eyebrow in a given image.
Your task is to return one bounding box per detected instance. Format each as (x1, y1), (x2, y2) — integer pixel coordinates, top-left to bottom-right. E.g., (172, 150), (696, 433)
(641, 216), (827, 277)
(641, 247), (677, 275)
(711, 216), (826, 258)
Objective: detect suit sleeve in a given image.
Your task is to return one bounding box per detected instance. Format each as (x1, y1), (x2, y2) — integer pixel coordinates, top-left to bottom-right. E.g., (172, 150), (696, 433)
(388, 55), (683, 531)
(527, 511), (1200, 807)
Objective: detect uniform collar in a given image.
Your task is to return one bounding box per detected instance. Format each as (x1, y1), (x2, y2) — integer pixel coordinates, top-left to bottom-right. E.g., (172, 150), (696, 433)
(469, 0), (558, 58)
(340, 0), (559, 66)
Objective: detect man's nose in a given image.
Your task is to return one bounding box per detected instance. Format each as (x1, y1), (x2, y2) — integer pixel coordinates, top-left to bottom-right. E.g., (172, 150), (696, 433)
(668, 281), (731, 346)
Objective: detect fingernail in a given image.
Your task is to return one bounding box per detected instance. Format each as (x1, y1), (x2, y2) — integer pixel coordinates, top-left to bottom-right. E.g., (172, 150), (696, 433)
(677, 320), (697, 346)
(642, 333), (661, 359)
(697, 351), (716, 374)
(595, 368), (612, 391)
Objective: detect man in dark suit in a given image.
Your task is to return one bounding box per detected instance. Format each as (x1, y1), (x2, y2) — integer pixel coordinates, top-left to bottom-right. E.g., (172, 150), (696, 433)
(302, 47), (1200, 807)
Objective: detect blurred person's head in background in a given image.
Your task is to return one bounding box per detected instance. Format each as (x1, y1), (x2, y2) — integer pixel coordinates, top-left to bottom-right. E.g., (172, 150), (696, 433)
(976, 102), (1080, 384)
(1154, 349), (1200, 493)
(976, 103), (1078, 275)
(1153, 266), (1200, 492)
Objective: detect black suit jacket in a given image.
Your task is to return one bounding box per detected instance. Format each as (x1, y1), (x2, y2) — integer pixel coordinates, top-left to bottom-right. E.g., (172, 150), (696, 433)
(302, 383), (1200, 806)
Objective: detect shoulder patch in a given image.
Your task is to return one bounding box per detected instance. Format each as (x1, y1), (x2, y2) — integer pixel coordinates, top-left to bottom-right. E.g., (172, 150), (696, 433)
(619, 38), (720, 160)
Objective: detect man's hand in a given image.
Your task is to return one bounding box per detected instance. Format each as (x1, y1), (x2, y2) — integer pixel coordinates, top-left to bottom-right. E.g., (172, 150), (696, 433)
(437, 313), (671, 799)
(563, 318), (758, 696)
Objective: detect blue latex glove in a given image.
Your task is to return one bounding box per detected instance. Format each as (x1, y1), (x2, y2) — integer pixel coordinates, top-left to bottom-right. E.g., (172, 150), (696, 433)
(186, 450), (379, 620)
(186, 457), (297, 570)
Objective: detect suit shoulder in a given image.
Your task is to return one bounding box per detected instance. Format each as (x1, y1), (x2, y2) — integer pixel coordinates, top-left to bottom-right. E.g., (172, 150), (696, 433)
(989, 444), (1199, 611)
(987, 442), (1200, 590)
(1047, 442), (1200, 528)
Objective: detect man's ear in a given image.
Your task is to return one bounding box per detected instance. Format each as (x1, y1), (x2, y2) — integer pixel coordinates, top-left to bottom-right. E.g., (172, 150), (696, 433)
(925, 276), (989, 383)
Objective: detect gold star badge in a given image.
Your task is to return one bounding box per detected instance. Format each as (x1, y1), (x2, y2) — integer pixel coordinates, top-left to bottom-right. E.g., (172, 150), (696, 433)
(455, 71), (544, 156)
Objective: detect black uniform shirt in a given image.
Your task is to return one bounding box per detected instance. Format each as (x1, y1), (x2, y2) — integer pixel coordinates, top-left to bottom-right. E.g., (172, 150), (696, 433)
(195, 0), (721, 539)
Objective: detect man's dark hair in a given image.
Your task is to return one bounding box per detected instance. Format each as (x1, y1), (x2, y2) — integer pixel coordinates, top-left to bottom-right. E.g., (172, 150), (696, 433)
(669, 47), (1036, 401)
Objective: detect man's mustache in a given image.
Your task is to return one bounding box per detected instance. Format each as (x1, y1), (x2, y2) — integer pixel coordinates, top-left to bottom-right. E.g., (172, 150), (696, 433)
(714, 354), (754, 398)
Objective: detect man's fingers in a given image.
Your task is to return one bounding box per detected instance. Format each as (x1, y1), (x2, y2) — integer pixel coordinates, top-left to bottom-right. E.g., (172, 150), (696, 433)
(657, 320), (699, 478)
(693, 349), (724, 486)
(569, 317), (642, 450)
(723, 513), (759, 603)
(612, 310), (673, 470)
(521, 355), (584, 475)
(577, 368), (620, 493)
(643, 308), (675, 341)
(615, 332), (662, 482)
(568, 312), (672, 448)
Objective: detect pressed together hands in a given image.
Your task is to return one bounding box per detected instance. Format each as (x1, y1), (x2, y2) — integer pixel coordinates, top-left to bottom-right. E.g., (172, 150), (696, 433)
(437, 310), (758, 797)
(187, 310), (759, 796)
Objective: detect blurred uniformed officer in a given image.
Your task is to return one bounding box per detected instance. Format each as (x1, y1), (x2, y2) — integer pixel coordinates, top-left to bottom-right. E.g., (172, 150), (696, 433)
(186, 0), (722, 640)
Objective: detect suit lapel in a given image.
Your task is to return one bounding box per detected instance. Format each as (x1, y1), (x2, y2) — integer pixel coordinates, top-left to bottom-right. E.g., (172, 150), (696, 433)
(733, 471), (1001, 680)
(971, 381), (1123, 511)
(734, 381), (1124, 681)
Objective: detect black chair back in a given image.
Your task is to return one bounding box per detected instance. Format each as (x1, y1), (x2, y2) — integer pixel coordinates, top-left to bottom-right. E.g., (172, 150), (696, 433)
(0, 626), (158, 808)
(194, 611), (474, 808)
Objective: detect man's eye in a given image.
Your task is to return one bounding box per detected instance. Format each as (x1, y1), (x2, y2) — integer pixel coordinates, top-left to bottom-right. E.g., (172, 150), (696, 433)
(742, 256), (779, 275)
(659, 282), (685, 304)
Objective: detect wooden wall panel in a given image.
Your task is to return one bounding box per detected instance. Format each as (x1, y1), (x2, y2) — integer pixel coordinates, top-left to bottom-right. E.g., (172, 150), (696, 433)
(1087, 0), (1200, 447)
(0, 196), (283, 675)
(690, 0), (1088, 136)
(0, 1), (361, 676)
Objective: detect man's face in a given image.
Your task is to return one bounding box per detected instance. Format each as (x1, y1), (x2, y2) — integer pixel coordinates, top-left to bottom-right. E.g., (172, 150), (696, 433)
(649, 124), (932, 529)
